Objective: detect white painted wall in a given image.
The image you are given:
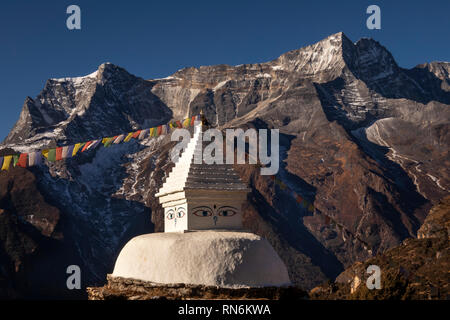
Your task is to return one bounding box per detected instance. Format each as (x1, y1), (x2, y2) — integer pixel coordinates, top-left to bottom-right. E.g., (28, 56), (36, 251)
(164, 202), (188, 232)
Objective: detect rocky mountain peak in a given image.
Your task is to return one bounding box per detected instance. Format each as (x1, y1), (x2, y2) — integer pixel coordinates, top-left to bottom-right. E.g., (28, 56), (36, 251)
(346, 37), (399, 81)
(96, 62), (136, 83)
(272, 32), (351, 78)
(3, 62), (171, 149)
(416, 62), (450, 85)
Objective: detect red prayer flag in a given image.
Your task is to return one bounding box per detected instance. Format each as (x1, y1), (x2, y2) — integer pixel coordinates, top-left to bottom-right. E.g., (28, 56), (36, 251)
(17, 153), (28, 168)
(55, 147), (63, 160)
(296, 195), (303, 203)
(157, 125), (162, 136)
(132, 130), (141, 139)
(82, 141), (92, 152)
(191, 115), (196, 124)
(176, 120), (182, 128)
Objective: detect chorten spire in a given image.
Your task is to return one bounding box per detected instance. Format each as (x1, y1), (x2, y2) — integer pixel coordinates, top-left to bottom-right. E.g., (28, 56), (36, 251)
(156, 120), (250, 232)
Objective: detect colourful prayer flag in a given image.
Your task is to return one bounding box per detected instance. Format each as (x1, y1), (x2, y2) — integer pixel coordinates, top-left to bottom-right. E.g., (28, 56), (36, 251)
(308, 204), (314, 212)
(72, 143), (84, 156)
(191, 115), (197, 124)
(64, 145), (74, 159)
(13, 155), (19, 167)
(18, 153), (28, 168)
(157, 125), (162, 136)
(28, 152), (37, 166)
(62, 146), (69, 159)
(82, 141), (93, 152)
(106, 137), (116, 147)
(132, 131), (141, 139)
(296, 195), (303, 203)
(139, 129), (148, 139)
(113, 135), (125, 144)
(35, 151), (42, 165)
(176, 120), (182, 128)
(103, 137), (113, 147)
(88, 139), (101, 150)
(56, 147), (63, 161)
(123, 133), (133, 142)
(47, 149), (56, 162)
(183, 118), (190, 128)
(1, 155), (12, 170)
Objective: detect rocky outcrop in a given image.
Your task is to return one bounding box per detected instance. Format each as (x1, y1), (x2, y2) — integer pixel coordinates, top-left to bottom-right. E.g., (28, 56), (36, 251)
(418, 196), (450, 239)
(310, 237), (449, 300)
(0, 168), (66, 298)
(310, 199), (450, 300)
(87, 275), (307, 300)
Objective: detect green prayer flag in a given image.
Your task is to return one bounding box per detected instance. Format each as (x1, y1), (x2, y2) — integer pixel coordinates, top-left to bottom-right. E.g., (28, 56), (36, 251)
(13, 155), (19, 167)
(48, 149), (56, 162)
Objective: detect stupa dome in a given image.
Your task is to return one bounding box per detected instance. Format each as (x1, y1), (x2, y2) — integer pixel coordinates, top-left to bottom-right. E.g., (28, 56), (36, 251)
(112, 231), (291, 288)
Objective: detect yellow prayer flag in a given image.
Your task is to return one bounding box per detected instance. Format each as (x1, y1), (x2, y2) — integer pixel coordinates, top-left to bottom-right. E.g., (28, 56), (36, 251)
(42, 149), (49, 159)
(72, 143), (82, 156)
(123, 132), (133, 142)
(1, 155), (12, 170)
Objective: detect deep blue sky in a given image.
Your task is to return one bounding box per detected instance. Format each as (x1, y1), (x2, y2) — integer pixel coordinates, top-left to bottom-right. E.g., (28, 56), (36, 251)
(1, 0), (449, 141)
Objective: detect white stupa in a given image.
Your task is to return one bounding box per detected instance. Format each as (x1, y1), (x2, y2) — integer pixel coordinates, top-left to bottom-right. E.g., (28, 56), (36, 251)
(112, 119), (291, 288)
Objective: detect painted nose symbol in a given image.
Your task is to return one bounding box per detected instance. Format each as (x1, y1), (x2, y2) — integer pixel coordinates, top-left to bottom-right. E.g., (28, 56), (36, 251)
(213, 216), (218, 225)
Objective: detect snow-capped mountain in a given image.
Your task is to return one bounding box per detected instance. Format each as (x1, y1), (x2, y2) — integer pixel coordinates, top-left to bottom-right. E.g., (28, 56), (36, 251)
(4, 63), (172, 151)
(0, 32), (448, 298)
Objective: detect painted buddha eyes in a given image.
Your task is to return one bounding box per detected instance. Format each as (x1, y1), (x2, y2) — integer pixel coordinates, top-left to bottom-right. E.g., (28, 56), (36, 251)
(192, 207), (213, 217)
(166, 210), (174, 220)
(192, 206), (237, 217)
(167, 207), (186, 220)
(177, 208), (186, 218)
(217, 207), (237, 217)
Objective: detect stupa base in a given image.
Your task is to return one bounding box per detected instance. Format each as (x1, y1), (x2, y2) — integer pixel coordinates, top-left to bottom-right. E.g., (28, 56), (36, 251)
(87, 275), (307, 300)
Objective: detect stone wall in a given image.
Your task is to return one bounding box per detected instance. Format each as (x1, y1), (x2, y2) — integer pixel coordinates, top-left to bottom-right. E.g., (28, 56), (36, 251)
(87, 275), (307, 300)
